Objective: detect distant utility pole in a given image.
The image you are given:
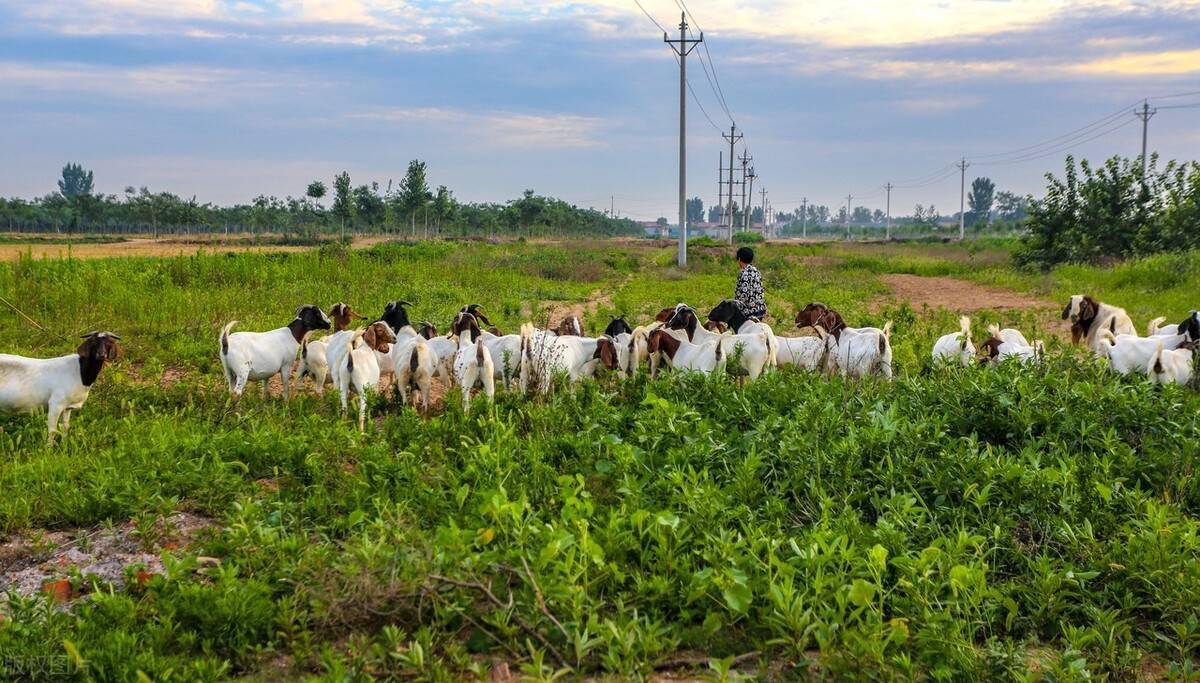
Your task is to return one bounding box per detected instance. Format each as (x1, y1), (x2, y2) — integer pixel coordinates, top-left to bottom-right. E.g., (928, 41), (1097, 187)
(717, 152), (724, 227)
(956, 157), (970, 240)
(610, 195), (614, 218)
(664, 11), (703, 267)
(800, 197), (807, 239)
(722, 125), (742, 242)
(1135, 100), (1158, 178)
(737, 150), (752, 236)
(845, 193), (853, 240)
(759, 186), (767, 234)
(884, 182), (894, 241)
(745, 167), (757, 233)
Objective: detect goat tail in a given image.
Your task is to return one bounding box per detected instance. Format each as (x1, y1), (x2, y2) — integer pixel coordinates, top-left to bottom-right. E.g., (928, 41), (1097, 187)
(1148, 316), (1167, 335)
(986, 323), (1001, 339)
(1152, 338), (1165, 375)
(714, 338), (724, 362)
(410, 340), (423, 373)
(765, 331), (778, 368)
(959, 315), (971, 339)
(220, 320), (237, 356)
(301, 337), (309, 359)
(476, 337), (486, 365)
(1099, 328), (1116, 346)
(882, 321), (893, 338)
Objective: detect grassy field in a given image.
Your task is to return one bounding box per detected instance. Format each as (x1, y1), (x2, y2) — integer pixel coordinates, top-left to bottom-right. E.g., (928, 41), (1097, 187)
(2, 239), (1199, 680)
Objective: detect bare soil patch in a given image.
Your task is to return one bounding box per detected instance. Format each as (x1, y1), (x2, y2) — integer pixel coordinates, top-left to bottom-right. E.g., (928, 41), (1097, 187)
(875, 274), (1052, 313)
(1, 512), (217, 601)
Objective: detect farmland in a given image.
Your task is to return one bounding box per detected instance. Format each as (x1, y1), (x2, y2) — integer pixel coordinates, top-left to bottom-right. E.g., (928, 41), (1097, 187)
(2, 238), (1200, 680)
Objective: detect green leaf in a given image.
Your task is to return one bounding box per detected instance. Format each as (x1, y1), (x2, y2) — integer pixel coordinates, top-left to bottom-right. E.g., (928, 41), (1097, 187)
(848, 579), (876, 608)
(723, 583), (753, 613)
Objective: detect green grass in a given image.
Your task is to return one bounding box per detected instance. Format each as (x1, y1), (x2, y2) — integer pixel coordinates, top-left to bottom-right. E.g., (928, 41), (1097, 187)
(2, 239), (1200, 680)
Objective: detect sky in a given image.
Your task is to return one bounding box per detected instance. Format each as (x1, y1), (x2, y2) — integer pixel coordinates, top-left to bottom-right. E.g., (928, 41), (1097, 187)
(0, 0), (1198, 220)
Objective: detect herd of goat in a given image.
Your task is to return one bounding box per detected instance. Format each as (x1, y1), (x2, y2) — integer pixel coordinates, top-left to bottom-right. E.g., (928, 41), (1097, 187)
(1, 294), (1198, 440)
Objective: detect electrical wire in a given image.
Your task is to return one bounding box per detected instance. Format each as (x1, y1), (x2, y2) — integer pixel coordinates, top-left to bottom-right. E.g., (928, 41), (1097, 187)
(631, 0), (666, 33)
(976, 116), (1137, 167)
(967, 98), (1141, 161)
(1149, 89), (1200, 101)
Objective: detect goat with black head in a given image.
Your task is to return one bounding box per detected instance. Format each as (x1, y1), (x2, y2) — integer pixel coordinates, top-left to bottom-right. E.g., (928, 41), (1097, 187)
(0, 331), (121, 443)
(220, 304), (331, 401)
(1062, 294), (1135, 356)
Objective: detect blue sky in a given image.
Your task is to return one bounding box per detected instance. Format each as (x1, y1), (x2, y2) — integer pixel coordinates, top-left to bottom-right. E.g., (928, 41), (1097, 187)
(0, 0), (1197, 220)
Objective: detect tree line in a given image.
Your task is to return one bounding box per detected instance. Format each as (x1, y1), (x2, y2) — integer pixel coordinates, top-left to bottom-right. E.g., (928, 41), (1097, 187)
(1016, 155), (1200, 268)
(0, 161), (642, 240)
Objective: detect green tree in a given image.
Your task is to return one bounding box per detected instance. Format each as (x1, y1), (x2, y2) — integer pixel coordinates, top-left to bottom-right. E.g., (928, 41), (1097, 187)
(967, 177), (996, 226)
(58, 163), (94, 198)
(399, 160), (429, 236)
(353, 183), (386, 232)
(331, 172), (355, 241)
(432, 185), (454, 234)
(686, 197), (704, 224)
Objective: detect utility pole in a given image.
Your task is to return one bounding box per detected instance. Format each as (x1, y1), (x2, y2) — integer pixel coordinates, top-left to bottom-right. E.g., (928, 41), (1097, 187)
(884, 182), (893, 241)
(722, 126), (742, 243)
(744, 167), (756, 233)
(759, 186), (767, 235)
(736, 150), (751, 239)
(800, 197), (807, 239)
(956, 157), (970, 240)
(1135, 100), (1157, 179)
(664, 11), (703, 266)
(717, 152), (724, 228)
(845, 193), (853, 240)
(610, 195), (614, 218)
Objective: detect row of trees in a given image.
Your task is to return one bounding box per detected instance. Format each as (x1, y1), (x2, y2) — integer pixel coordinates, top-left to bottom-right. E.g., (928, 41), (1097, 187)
(1016, 155), (1200, 268)
(0, 162), (642, 239)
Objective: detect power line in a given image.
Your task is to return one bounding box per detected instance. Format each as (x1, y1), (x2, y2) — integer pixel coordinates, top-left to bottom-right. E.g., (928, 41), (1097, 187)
(968, 99), (1141, 161)
(1155, 103), (1200, 110)
(1149, 89), (1200, 101)
(631, 0), (666, 32)
(975, 116), (1136, 167)
(675, 0), (735, 124)
(672, 53), (724, 134)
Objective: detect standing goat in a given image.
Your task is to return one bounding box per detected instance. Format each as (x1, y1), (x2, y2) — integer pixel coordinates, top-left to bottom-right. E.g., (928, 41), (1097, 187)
(776, 326), (838, 373)
(706, 299), (778, 367)
(0, 332), (120, 443)
(1147, 311), (1200, 341)
(836, 322), (894, 379)
(1063, 295), (1135, 357)
(295, 303), (361, 395)
(337, 322), (397, 431)
(451, 312), (495, 409)
(1148, 340), (1196, 386)
(220, 305), (331, 401)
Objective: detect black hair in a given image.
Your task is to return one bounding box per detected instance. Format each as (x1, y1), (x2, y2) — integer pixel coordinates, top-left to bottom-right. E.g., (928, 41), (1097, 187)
(736, 246), (754, 264)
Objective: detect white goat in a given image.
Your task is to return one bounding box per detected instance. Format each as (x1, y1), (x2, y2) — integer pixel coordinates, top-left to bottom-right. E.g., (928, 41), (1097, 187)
(451, 313), (495, 408)
(518, 324), (610, 393)
(931, 316), (975, 367)
(979, 336), (1045, 365)
(836, 322), (894, 379)
(394, 337), (437, 410)
(1148, 340), (1195, 386)
(220, 305), (331, 400)
(336, 322), (397, 431)
(0, 332), (120, 443)
(1148, 311), (1200, 341)
(646, 328), (725, 375)
(294, 303), (361, 395)
(776, 326), (838, 373)
(1099, 329), (1189, 376)
(1063, 295), (1136, 357)
(663, 305), (774, 380)
(986, 324), (1029, 347)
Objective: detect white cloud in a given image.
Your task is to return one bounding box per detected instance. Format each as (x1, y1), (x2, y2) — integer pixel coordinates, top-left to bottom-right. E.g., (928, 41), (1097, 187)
(351, 107), (607, 148)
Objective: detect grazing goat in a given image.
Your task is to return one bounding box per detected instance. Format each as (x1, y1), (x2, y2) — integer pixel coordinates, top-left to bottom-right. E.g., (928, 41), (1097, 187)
(337, 322), (397, 431)
(553, 314), (584, 337)
(835, 322), (893, 379)
(518, 323), (609, 393)
(795, 302), (847, 339)
(221, 305), (331, 400)
(0, 332), (120, 443)
(931, 316), (975, 367)
(603, 316), (633, 338)
(776, 326), (838, 373)
(452, 312), (495, 408)
(646, 328), (725, 375)
(395, 338), (437, 410)
(1148, 311), (1200, 341)
(986, 324), (1029, 347)
(978, 337), (1044, 365)
(295, 302), (360, 394)
(1148, 340), (1196, 386)
(1063, 295), (1135, 357)
(665, 305), (775, 380)
(1098, 329), (1188, 376)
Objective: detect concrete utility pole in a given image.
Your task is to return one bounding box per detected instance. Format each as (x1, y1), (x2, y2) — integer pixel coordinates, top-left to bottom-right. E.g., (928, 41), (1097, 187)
(800, 197), (807, 239)
(610, 195), (614, 218)
(722, 126), (742, 242)
(737, 150), (751, 236)
(717, 152), (724, 227)
(844, 193), (854, 240)
(759, 186), (767, 234)
(664, 12), (703, 267)
(1135, 100), (1158, 179)
(884, 182), (894, 241)
(956, 157), (970, 240)
(745, 167), (757, 232)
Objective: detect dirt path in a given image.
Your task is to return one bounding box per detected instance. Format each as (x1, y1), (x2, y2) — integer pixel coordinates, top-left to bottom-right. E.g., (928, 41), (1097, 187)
(874, 274), (1054, 312)
(540, 273), (631, 333)
(0, 235), (396, 261)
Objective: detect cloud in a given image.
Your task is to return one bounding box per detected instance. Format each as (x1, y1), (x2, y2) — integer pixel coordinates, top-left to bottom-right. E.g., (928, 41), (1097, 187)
(350, 107), (607, 148)
(1071, 48), (1200, 75)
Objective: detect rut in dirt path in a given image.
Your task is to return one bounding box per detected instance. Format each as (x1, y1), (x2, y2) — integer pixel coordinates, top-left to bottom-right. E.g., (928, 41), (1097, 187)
(539, 272), (635, 333)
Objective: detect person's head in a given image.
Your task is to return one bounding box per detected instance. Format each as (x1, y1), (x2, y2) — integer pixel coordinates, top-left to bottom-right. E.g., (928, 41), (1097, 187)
(736, 247), (754, 268)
